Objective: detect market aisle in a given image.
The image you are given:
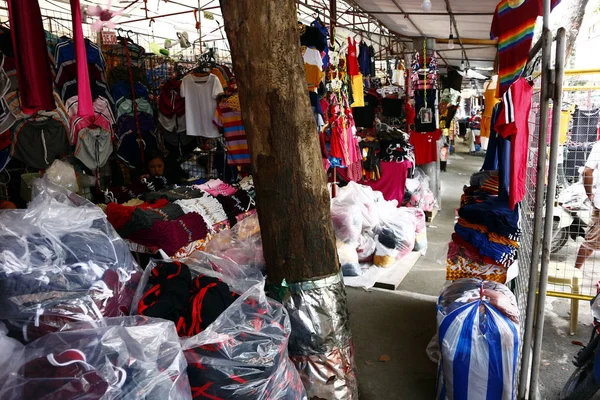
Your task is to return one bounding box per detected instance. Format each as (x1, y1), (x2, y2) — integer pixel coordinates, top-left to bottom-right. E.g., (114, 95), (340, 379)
(347, 141), (482, 399)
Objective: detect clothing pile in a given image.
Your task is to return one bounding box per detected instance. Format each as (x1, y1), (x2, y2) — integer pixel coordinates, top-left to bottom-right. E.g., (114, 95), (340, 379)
(446, 170), (520, 283)
(102, 179), (256, 256)
(0, 317), (192, 399)
(0, 178), (141, 343)
(331, 182), (424, 275)
(435, 279), (519, 400)
(132, 255), (307, 400)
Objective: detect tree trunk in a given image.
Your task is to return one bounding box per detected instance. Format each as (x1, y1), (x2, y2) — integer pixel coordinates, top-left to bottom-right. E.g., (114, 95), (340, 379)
(220, 0), (339, 284)
(560, 0), (589, 63)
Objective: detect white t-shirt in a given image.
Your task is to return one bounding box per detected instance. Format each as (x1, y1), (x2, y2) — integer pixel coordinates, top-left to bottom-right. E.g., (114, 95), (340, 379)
(180, 74), (224, 138)
(303, 47), (323, 69)
(585, 141), (600, 208)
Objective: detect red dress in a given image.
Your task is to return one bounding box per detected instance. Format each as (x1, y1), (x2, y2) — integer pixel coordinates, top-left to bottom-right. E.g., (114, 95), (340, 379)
(346, 38), (359, 76)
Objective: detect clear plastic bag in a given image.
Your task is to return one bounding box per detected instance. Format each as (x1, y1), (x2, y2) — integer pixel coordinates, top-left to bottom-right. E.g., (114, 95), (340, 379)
(404, 168), (437, 211)
(331, 203), (363, 244)
(204, 214), (265, 275)
(44, 160), (79, 194)
(333, 182), (382, 233)
(337, 240), (361, 276)
(375, 205), (417, 259)
(0, 178), (142, 342)
(181, 282), (307, 400)
(0, 316), (191, 400)
(436, 279), (519, 400)
(0, 322), (23, 379)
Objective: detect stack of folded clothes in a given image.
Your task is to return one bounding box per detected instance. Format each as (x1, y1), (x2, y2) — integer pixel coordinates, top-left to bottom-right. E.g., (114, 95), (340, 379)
(446, 171), (520, 283)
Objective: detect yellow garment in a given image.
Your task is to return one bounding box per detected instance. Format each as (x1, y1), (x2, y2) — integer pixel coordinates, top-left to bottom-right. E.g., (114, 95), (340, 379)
(350, 73), (364, 107)
(559, 110), (571, 144)
(304, 63), (325, 92)
(483, 76), (500, 118)
(211, 68), (227, 88)
(446, 255), (507, 283)
(481, 116), (492, 138)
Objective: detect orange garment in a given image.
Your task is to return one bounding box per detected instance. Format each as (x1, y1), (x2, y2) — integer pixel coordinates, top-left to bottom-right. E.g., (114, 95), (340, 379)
(211, 68), (227, 88)
(489, 232), (520, 248)
(481, 115), (492, 138)
(484, 76), (501, 117)
(304, 63), (324, 92)
(457, 218), (487, 233)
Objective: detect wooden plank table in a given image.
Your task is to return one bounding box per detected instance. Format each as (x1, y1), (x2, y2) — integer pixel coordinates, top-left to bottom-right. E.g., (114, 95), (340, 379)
(374, 251), (422, 290)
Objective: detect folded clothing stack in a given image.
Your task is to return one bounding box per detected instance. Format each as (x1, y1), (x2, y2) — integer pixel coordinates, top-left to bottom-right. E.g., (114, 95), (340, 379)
(445, 171), (520, 283)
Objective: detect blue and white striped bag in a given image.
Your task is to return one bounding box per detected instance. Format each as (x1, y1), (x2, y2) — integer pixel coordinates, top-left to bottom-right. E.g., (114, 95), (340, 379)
(436, 279), (520, 400)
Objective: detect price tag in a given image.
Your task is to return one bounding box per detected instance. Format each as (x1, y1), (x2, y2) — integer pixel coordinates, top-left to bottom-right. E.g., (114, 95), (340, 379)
(101, 30), (117, 45)
(203, 11), (214, 20)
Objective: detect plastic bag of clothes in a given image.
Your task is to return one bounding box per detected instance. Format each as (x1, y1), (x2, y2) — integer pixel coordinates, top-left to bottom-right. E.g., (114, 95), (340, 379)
(404, 168), (437, 212)
(376, 205), (417, 261)
(0, 316), (191, 399)
(331, 202), (363, 244)
(204, 213), (265, 275)
(0, 178), (142, 342)
(333, 182), (381, 233)
(182, 281), (307, 400)
(436, 279), (519, 400)
(133, 254), (306, 399)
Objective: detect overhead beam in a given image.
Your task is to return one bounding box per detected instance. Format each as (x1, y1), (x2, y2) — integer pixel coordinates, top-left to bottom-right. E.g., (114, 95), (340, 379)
(437, 38), (498, 45)
(364, 11), (495, 16)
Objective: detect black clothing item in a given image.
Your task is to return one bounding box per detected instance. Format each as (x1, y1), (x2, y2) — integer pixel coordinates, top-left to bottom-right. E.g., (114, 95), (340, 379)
(378, 228), (398, 249)
(216, 190), (255, 227)
(299, 25), (326, 51)
(565, 143), (595, 182)
(571, 108), (600, 143)
(414, 89), (438, 132)
(369, 45), (376, 77)
(137, 261), (192, 324)
(182, 274), (238, 336)
(119, 203), (185, 238)
(381, 97), (404, 118)
(352, 93), (379, 128)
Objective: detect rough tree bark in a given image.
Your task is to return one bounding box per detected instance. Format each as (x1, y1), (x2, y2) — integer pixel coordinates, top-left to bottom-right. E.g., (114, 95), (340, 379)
(219, 0), (339, 284)
(560, 0), (589, 63)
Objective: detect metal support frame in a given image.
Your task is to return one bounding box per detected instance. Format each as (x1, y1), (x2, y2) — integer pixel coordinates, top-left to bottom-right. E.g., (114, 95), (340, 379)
(529, 26), (566, 400)
(518, 0), (553, 397)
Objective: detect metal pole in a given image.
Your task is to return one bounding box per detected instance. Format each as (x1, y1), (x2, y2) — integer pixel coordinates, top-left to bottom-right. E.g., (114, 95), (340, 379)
(529, 27), (566, 400)
(518, 0), (552, 397)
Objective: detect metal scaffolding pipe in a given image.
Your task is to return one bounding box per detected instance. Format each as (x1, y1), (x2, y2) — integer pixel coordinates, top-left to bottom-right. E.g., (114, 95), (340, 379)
(529, 26), (566, 400)
(518, 0), (553, 397)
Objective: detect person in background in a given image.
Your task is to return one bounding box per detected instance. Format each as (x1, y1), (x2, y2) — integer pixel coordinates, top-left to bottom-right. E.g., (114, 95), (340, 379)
(141, 150), (185, 189)
(576, 141), (600, 269)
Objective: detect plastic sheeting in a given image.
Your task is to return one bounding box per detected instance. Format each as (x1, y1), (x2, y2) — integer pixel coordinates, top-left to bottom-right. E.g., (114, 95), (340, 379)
(436, 279), (519, 400)
(0, 178), (142, 342)
(0, 316), (191, 399)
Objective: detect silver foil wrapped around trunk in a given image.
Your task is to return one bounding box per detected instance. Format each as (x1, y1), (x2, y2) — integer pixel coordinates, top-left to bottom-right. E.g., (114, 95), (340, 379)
(282, 273), (358, 399)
